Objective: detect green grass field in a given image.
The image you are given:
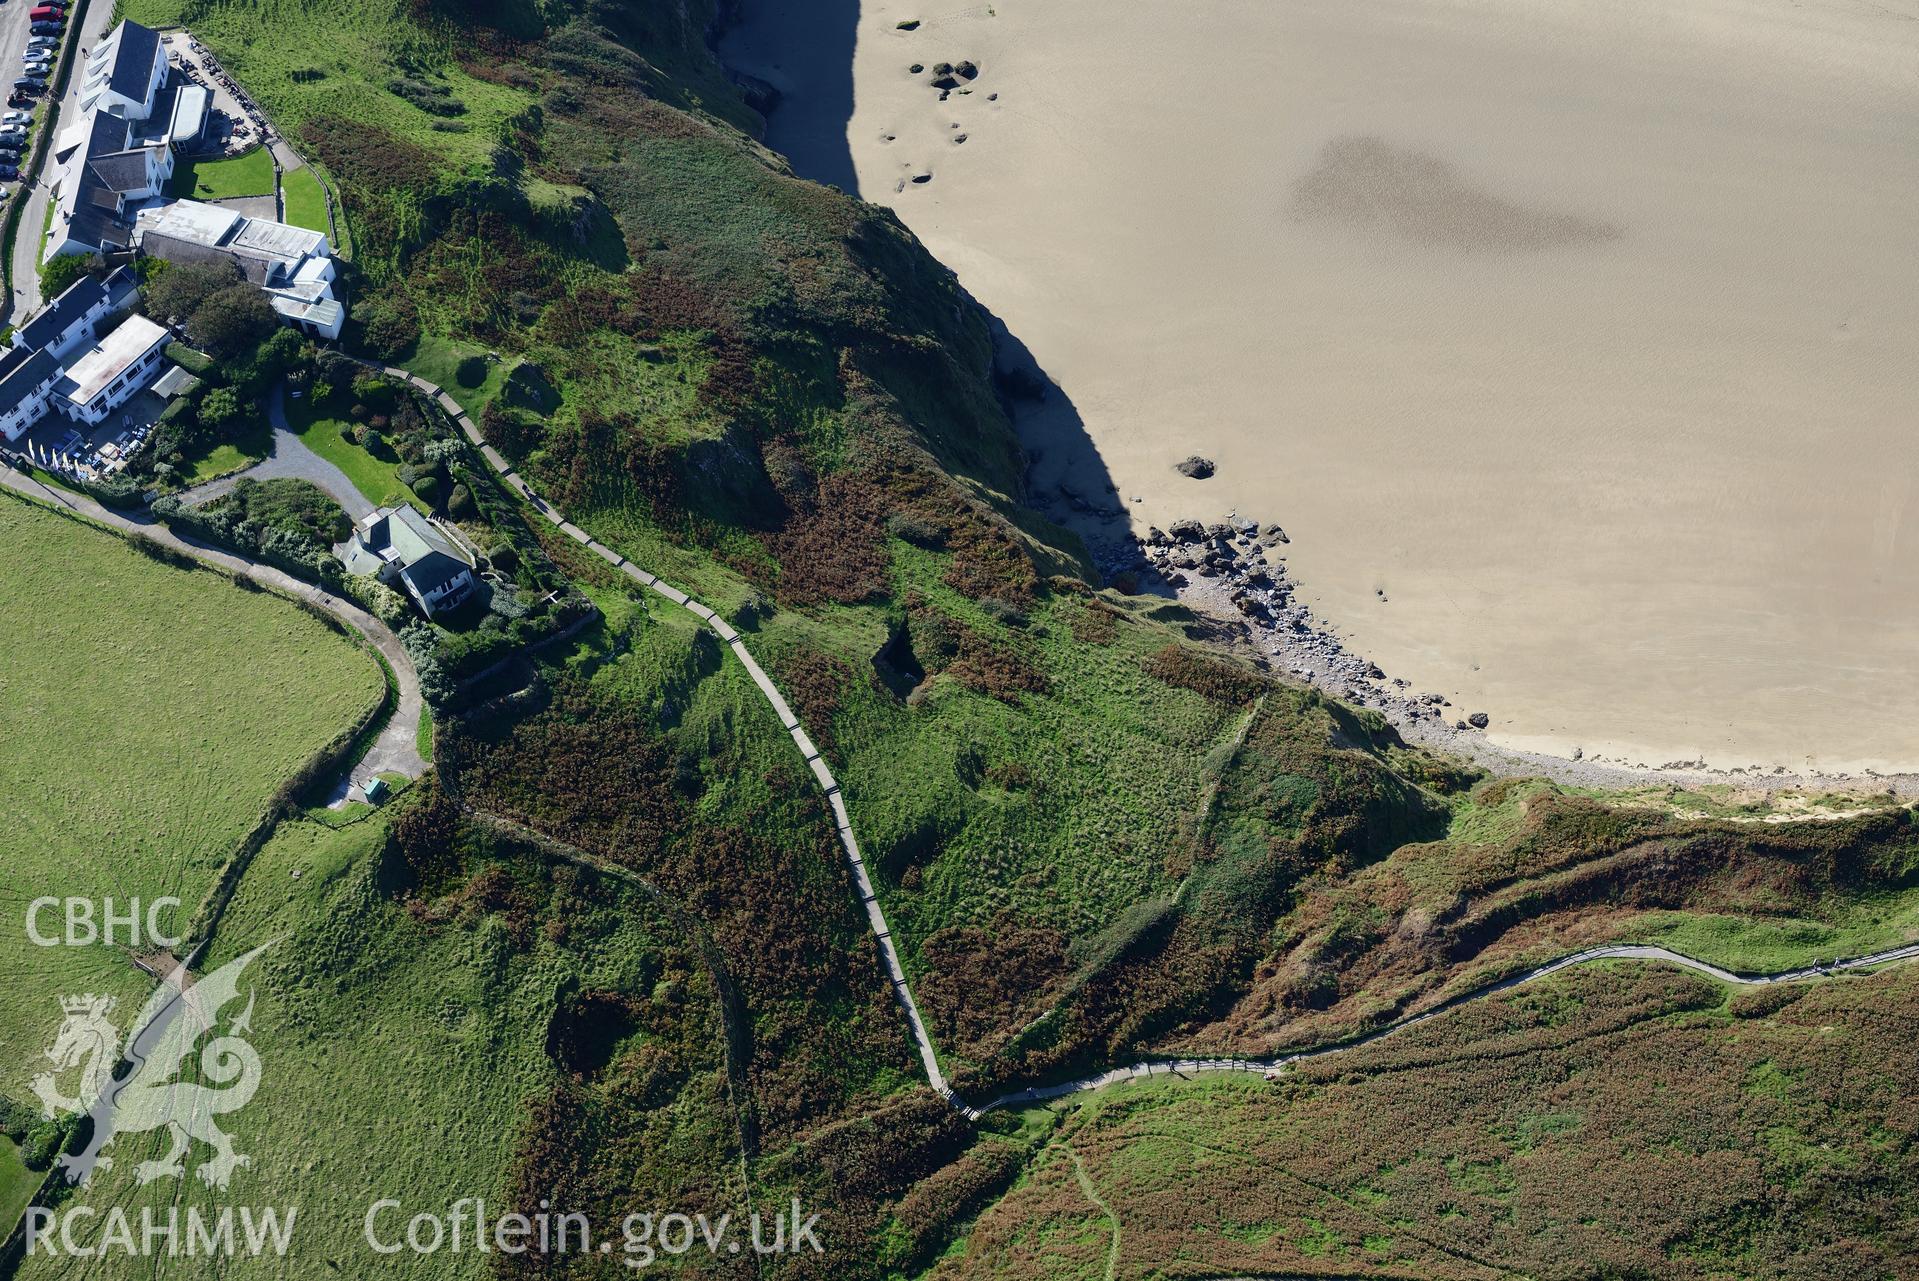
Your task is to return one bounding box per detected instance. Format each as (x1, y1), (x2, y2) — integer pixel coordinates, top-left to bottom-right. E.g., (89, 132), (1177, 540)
(282, 393), (419, 511)
(1624, 902), (1919, 972)
(16, 812), (745, 1277)
(0, 1137), (37, 1243)
(172, 148), (277, 200)
(401, 336), (507, 421)
(121, 0), (535, 168)
(279, 165), (328, 233)
(0, 494), (382, 1108)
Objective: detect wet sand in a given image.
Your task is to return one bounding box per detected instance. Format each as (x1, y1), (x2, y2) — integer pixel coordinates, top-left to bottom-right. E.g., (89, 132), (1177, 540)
(724, 0), (1919, 774)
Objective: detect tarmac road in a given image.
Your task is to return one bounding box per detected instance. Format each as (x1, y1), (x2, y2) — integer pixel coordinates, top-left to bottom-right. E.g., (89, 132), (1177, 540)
(5, 0), (116, 320)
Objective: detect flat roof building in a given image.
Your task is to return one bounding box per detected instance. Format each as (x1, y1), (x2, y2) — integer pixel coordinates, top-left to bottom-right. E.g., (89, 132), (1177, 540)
(53, 314), (170, 424)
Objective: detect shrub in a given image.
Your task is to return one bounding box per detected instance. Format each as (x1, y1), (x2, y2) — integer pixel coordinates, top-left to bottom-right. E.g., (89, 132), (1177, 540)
(447, 482), (476, 520)
(82, 472), (143, 509)
(885, 512), (946, 548)
(39, 254), (94, 299)
(347, 574), (411, 630)
(355, 289), (421, 359)
(412, 474), (441, 506)
(454, 354), (488, 387)
(479, 402), (544, 461)
(388, 76), (467, 117)
(487, 542), (519, 573)
(1142, 643), (1266, 704)
(197, 386), (243, 434)
(980, 597), (1028, 628)
(315, 348), (357, 392)
(165, 342), (216, 376)
(187, 284), (276, 358)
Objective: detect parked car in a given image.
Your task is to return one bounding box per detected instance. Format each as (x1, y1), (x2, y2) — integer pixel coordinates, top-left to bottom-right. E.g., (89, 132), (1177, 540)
(10, 79), (43, 93)
(22, 63), (51, 77)
(28, 7), (65, 21)
(1, 111), (29, 124)
(0, 168), (21, 182)
(28, 24), (61, 36)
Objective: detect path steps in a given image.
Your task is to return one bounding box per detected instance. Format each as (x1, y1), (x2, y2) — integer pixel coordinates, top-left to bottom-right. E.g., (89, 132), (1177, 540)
(373, 361), (1919, 1122)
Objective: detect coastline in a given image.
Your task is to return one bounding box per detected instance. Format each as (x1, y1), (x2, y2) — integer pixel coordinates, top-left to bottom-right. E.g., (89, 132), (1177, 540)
(719, 0), (1919, 794)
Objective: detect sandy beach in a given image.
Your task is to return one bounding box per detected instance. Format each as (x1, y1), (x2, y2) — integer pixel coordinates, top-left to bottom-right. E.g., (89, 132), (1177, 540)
(723, 0), (1919, 775)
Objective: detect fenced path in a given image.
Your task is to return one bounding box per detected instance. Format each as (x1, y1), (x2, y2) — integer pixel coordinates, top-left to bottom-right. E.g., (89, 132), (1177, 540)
(368, 362), (1919, 1119)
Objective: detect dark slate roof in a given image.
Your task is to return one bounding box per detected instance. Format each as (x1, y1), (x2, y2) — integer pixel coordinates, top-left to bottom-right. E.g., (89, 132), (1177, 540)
(0, 347), (58, 415)
(108, 21), (160, 102)
(87, 150), (149, 194)
(69, 209), (130, 252)
(17, 267), (122, 350)
(138, 230), (269, 284)
(86, 109), (127, 155)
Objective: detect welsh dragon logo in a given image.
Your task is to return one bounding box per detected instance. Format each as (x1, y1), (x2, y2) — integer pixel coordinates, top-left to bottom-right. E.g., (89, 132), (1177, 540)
(31, 943), (272, 1189)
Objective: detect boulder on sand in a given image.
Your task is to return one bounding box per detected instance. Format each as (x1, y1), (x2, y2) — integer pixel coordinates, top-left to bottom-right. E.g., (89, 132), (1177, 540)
(1468, 711), (1490, 729)
(1175, 456), (1215, 479)
(1167, 518), (1205, 542)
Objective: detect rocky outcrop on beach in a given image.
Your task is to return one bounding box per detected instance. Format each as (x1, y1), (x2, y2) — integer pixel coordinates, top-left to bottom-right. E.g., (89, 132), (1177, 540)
(1068, 502), (1494, 749)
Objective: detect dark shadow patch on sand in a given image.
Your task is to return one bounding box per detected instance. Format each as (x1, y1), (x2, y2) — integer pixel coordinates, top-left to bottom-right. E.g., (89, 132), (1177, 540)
(1292, 135), (1621, 253)
(721, 0), (1151, 590)
(717, 0), (862, 195)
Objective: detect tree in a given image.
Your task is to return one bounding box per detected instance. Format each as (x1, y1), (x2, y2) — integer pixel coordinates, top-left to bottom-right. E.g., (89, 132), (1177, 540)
(197, 386), (243, 435)
(228, 326), (307, 400)
(186, 284), (276, 359)
(143, 259), (243, 324)
(39, 254), (94, 299)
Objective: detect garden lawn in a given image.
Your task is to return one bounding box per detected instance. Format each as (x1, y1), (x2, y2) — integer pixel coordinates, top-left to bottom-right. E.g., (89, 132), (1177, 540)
(401, 335), (506, 420)
(279, 165), (327, 232)
(178, 415), (274, 484)
(281, 392), (420, 512)
(0, 494), (382, 1110)
(172, 147), (277, 200)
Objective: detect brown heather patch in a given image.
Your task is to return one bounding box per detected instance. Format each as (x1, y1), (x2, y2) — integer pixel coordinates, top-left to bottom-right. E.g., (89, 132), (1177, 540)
(768, 646), (855, 757)
(1064, 597), (1123, 645)
(1142, 643), (1267, 705)
(906, 595), (1049, 704)
(916, 916), (1069, 1062)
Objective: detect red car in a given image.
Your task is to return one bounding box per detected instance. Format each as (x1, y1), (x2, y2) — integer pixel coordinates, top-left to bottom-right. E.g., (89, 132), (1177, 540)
(29, 7), (66, 21)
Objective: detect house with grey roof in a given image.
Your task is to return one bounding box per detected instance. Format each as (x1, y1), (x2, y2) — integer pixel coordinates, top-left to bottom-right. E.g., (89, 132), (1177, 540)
(38, 20), (346, 343)
(337, 505), (478, 618)
(46, 23), (176, 263)
(0, 266), (149, 443)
